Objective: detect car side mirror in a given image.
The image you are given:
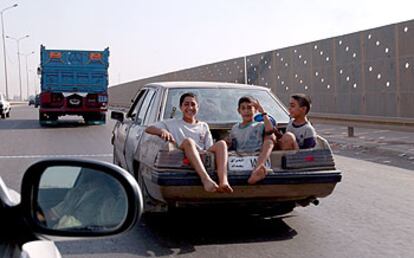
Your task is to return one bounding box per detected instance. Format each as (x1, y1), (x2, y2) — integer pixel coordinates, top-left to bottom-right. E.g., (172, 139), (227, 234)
(20, 159), (142, 238)
(111, 111), (124, 122)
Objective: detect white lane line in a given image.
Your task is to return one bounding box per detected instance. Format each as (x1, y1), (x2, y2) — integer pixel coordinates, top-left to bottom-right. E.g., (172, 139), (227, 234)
(0, 154), (112, 159)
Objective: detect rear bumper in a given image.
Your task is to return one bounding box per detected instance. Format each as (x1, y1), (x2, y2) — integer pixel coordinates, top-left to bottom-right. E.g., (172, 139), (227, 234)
(142, 167), (342, 204)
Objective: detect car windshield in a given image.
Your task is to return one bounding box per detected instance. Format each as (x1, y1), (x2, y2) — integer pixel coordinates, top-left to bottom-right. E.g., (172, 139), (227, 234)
(163, 88), (289, 124)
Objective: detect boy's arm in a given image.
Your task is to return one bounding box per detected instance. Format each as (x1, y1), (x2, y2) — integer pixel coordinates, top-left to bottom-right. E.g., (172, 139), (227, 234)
(225, 128), (235, 150)
(253, 100), (273, 134)
(301, 124), (317, 149)
(302, 137), (316, 149)
(145, 126), (176, 143)
(272, 128), (283, 139)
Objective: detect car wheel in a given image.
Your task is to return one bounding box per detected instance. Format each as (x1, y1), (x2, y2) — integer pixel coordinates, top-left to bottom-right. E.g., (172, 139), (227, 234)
(134, 164), (167, 214)
(1, 113), (5, 119)
(6, 111), (10, 118)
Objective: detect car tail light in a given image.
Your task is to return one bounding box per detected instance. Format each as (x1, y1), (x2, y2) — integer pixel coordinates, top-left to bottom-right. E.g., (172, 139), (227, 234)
(281, 149), (335, 169)
(155, 150), (214, 172)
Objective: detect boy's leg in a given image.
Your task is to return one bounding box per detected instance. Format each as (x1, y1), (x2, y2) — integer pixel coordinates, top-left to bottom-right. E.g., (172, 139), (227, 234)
(279, 132), (299, 150)
(208, 140), (233, 193)
(248, 137), (274, 184)
(180, 138), (218, 192)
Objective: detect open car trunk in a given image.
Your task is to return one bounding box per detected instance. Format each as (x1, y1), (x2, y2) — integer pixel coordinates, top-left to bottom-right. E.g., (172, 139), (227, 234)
(138, 123), (341, 212)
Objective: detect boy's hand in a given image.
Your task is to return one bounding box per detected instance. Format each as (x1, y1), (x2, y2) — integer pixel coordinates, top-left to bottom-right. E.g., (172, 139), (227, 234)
(252, 100), (265, 113)
(160, 129), (176, 143)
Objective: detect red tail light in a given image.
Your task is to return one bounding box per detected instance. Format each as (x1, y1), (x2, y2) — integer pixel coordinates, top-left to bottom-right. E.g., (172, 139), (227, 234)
(182, 157), (190, 165)
(86, 94), (107, 107)
(87, 94), (97, 103)
(40, 92), (51, 104)
(305, 155), (315, 162)
(51, 93), (63, 103)
(40, 92), (63, 107)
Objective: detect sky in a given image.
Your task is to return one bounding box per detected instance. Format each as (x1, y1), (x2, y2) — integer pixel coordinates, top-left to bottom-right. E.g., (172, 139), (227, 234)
(0, 0), (413, 99)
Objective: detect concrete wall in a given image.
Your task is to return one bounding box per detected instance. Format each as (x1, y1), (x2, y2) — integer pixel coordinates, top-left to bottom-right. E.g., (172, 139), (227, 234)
(109, 19), (414, 119)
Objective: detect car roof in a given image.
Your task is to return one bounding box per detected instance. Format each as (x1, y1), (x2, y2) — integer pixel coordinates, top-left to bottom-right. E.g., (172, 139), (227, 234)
(145, 81), (271, 91)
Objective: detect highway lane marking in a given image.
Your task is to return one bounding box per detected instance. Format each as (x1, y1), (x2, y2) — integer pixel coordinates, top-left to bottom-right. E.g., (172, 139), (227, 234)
(0, 154), (112, 159)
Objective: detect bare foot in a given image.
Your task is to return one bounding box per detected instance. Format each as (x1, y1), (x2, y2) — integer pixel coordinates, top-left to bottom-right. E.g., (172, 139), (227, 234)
(201, 178), (219, 192)
(219, 182), (234, 193)
(248, 165), (268, 184)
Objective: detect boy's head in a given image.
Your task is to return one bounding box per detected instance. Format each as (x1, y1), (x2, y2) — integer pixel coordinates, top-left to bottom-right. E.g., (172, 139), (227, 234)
(289, 94), (312, 118)
(237, 96), (257, 122)
(179, 92), (199, 118)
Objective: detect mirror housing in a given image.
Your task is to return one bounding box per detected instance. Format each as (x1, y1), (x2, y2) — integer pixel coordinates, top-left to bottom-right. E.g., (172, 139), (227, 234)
(20, 159), (142, 238)
(110, 111), (124, 122)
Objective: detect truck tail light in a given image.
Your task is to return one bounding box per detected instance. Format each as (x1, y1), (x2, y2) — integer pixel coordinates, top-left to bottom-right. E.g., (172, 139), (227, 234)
(41, 92), (63, 107)
(51, 93), (63, 103)
(86, 93), (107, 107)
(40, 92), (51, 104)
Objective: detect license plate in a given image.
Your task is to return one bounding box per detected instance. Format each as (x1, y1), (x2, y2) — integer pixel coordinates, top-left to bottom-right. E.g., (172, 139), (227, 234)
(228, 156), (271, 171)
(98, 95), (108, 103)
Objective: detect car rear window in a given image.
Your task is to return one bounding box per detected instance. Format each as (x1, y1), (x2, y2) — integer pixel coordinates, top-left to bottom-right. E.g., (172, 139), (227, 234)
(163, 88), (289, 124)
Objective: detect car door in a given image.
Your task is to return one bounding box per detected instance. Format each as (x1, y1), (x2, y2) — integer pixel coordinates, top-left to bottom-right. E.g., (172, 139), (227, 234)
(113, 90), (147, 169)
(124, 88), (157, 173)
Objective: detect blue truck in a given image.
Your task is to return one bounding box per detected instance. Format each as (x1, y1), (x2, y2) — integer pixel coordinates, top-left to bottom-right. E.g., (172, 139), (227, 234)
(38, 45), (109, 125)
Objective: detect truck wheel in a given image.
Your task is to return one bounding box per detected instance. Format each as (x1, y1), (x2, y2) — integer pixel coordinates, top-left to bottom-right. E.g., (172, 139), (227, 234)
(39, 112), (47, 126)
(100, 113), (106, 124)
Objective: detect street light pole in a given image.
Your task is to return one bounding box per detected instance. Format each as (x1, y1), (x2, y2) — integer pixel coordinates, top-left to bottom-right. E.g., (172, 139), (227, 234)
(6, 34), (29, 101)
(21, 51), (34, 99)
(0, 4), (18, 100)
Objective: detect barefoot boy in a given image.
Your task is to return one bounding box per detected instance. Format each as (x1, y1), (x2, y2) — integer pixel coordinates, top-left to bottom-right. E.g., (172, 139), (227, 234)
(227, 96), (275, 184)
(145, 92), (233, 193)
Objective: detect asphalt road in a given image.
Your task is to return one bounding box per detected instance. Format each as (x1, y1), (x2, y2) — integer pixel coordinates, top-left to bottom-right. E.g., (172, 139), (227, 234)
(1, 106), (413, 258)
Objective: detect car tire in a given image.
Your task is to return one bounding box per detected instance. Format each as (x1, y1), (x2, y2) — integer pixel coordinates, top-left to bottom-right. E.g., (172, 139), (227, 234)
(6, 111), (10, 118)
(134, 164), (167, 214)
(1, 113), (5, 119)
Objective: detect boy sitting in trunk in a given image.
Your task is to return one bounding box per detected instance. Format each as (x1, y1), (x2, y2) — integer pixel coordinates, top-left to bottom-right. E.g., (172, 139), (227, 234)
(145, 92), (233, 193)
(227, 96), (275, 184)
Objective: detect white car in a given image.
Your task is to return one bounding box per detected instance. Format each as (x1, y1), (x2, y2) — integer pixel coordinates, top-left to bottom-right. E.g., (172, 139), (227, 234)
(111, 81), (342, 215)
(0, 93), (11, 119)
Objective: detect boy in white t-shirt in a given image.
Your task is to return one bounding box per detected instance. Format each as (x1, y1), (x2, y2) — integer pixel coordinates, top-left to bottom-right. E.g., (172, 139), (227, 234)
(145, 93), (233, 193)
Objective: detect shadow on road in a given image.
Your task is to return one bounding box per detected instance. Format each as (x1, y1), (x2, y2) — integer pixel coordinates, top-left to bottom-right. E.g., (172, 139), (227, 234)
(57, 210), (297, 257)
(0, 119), (99, 130)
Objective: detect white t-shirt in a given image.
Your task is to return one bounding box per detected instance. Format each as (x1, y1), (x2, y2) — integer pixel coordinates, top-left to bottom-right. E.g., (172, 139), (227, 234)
(153, 119), (213, 150)
(286, 120), (317, 149)
(229, 121), (265, 152)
